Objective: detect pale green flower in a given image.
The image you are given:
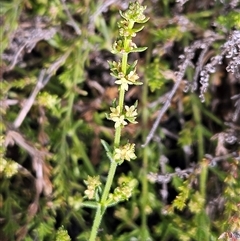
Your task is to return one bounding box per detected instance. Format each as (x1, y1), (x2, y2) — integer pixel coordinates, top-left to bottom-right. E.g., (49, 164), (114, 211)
(113, 115), (127, 128)
(126, 70), (139, 83)
(115, 77), (131, 91)
(107, 177), (138, 204)
(109, 106), (127, 128)
(120, 1), (149, 24)
(56, 226), (71, 241)
(84, 189), (95, 200)
(84, 175), (101, 188)
(125, 105), (137, 117)
(114, 68), (141, 90)
(125, 105), (138, 123)
(114, 143), (136, 162)
(84, 175), (101, 200)
(4, 160), (18, 178)
(110, 106), (121, 119)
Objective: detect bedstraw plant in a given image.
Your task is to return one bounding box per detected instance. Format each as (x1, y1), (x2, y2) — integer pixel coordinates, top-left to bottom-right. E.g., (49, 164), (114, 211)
(81, 2), (149, 240)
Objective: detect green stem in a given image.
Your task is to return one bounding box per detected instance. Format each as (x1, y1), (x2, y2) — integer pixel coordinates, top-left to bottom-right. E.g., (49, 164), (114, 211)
(89, 39), (128, 241)
(101, 161), (118, 203)
(140, 150), (148, 240)
(118, 85), (126, 114)
(89, 204), (103, 241)
(89, 158), (118, 241)
(191, 94), (204, 160)
(122, 53), (128, 76)
(200, 160), (208, 200)
(72, 135), (95, 175)
(140, 68), (150, 240)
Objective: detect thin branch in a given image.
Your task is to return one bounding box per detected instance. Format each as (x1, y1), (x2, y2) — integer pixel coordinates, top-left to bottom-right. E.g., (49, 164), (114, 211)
(142, 58), (190, 147)
(13, 70), (48, 128)
(8, 42), (27, 71)
(13, 50), (71, 129)
(88, 0), (119, 31)
(205, 153), (238, 164)
(4, 130), (50, 157)
(148, 152), (237, 184)
(60, 0), (81, 35)
(7, 27), (57, 71)
(148, 91), (170, 108)
(191, 44), (211, 91)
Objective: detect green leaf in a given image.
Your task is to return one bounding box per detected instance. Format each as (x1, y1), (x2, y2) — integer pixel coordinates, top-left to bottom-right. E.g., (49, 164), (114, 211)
(101, 139), (112, 153)
(126, 60), (138, 74)
(133, 25), (145, 33)
(101, 139), (115, 163)
(81, 201), (98, 209)
(129, 46), (148, 53)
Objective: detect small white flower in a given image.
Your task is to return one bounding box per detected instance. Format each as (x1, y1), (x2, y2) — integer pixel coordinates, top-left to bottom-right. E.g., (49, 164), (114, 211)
(125, 105), (137, 118)
(114, 115), (128, 128)
(114, 143), (136, 162)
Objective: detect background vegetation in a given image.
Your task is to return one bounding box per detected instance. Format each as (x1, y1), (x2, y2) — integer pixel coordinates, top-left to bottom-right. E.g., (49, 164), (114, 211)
(1, 0), (240, 240)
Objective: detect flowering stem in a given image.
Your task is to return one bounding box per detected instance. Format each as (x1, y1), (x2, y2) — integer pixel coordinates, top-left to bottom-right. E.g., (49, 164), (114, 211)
(100, 49), (128, 203)
(89, 29), (128, 241)
(89, 204), (103, 241)
(122, 53), (128, 75)
(102, 51), (129, 204)
(140, 68), (150, 239)
(88, 2), (148, 240)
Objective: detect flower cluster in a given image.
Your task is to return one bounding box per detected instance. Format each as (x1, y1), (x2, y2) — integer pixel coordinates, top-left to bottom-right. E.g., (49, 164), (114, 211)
(109, 60), (142, 91)
(111, 1), (148, 54)
(109, 105), (126, 128)
(114, 143), (136, 164)
(108, 183), (132, 203)
(106, 1), (148, 167)
(84, 175), (102, 200)
(115, 69), (140, 91)
(118, 20), (136, 38)
(109, 104), (138, 128)
(125, 104), (138, 122)
(0, 158), (18, 178)
(108, 176), (138, 203)
(0, 136), (18, 178)
(119, 1), (149, 24)
(56, 226), (71, 241)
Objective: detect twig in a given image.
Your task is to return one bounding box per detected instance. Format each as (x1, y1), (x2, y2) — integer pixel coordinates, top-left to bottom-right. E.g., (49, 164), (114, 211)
(205, 153), (238, 164)
(60, 0), (81, 35)
(148, 152), (237, 184)
(8, 43), (27, 71)
(7, 28), (57, 71)
(191, 44), (211, 91)
(13, 70), (49, 128)
(4, 130), (50, 158)
(148, 91), (171, 108)
(13, 50), (71, 129)
(142, 58), (190, 147)
(88, 0), (119, 31)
